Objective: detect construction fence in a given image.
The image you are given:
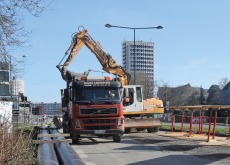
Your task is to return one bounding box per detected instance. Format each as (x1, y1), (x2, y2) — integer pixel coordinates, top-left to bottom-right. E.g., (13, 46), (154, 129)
(162, 106), (230, 141)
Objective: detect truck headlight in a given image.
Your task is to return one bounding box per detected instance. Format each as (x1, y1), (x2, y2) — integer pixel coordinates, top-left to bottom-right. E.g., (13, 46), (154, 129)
(117, 118), (124, 127)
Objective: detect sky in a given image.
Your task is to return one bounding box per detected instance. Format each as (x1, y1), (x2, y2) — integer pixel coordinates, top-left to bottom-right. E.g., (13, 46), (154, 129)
(14, 0), (230, 103)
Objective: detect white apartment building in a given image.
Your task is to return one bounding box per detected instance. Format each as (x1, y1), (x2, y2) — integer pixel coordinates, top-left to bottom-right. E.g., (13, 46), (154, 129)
(32, 102), (62, 116)
(11, 79), (25, 95)
(122, 41), (154, 98)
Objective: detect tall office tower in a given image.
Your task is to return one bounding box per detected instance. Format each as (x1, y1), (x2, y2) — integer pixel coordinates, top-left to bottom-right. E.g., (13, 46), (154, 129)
(122, 41), (154, 98)
(11, 78), (25, 95)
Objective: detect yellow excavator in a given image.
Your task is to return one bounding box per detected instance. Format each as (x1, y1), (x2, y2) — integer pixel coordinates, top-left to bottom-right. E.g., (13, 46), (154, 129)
(56, 26), (164, 136)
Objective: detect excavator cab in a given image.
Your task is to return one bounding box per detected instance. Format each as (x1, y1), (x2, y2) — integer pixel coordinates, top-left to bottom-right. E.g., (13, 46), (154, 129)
(123, 85), (143, 111)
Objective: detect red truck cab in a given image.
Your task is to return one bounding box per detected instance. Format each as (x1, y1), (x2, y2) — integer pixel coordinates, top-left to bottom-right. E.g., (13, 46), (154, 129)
(62, 76), (124, 143)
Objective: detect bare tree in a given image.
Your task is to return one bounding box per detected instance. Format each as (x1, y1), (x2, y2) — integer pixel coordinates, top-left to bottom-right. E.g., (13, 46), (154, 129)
(0, 0), (52, 76)
(153, 80), (158, 97)
(218, 77), (229, 90)
(0, 117), (37, 164)
(157, 83), (204, 106)
(186, 92), (200, 105)
(157, 81), (171, 105)
(128, 71), (154, 99)
(206, 85), (220, 105)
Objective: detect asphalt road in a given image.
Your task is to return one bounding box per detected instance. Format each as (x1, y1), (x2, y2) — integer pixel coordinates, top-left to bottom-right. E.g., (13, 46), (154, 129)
(70, 131), (230, 165)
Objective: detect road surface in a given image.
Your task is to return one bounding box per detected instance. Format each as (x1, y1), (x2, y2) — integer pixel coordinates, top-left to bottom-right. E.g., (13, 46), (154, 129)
(70, 131), (230, 165)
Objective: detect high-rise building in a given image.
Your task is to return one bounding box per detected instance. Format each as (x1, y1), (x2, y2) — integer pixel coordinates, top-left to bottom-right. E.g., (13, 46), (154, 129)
(122, 41), (154, 98)
(11, 78), (25, 95)
(122, 41), (154, 79)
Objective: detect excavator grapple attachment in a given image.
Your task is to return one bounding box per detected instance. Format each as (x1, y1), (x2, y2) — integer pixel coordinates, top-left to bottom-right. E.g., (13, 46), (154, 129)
(53, 116), (63, 129)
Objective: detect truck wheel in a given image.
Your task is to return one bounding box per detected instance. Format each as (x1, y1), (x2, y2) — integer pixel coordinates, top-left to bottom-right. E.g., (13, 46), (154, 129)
(97, 135), (104, 138)
(63, 124), (69, 133)
(136, 128), (145, 132)
(125, 128), (131, 133)
(147, 127), (159, 133)
(113, 134), (122, 142)
(71, 135), (80, 144)
(62, 114), (69, 133)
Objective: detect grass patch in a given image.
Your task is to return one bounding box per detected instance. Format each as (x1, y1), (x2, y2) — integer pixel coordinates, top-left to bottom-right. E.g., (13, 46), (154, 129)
(160, 124), (229, 135)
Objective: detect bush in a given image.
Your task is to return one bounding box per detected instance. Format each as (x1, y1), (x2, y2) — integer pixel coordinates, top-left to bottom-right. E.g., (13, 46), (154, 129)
(0, 117), (37, 165)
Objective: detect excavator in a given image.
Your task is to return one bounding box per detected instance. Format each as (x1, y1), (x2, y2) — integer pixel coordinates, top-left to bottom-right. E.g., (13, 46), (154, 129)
(56, 26), (130, 86)
(56, 26), (164, 143)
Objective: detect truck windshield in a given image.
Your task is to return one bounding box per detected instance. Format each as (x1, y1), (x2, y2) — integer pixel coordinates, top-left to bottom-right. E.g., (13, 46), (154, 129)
(74, 87), (121, 104)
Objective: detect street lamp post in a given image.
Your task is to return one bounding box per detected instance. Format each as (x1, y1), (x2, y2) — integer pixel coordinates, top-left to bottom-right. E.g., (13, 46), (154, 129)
(105, 24), (163, 85)
(9, 55), (26, 122)
(9, 56), (12, 98)
(9, 55), (27, 95)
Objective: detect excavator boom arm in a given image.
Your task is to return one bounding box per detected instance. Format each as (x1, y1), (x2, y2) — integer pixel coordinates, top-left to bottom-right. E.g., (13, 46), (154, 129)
(57, 28), (130, 86)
